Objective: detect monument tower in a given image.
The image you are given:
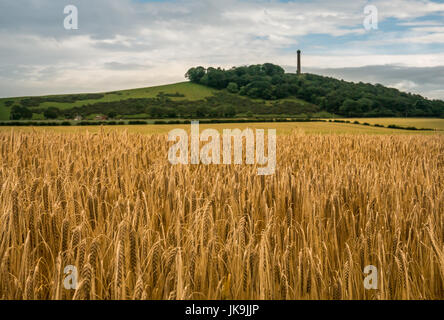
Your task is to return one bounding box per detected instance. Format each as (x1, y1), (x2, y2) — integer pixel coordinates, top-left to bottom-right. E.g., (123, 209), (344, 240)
(297, 50), (301, 75)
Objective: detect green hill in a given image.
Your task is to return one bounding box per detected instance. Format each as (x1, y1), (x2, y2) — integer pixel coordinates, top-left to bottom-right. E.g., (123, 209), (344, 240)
(0, 82), (218, 120)
(2, 63), (443, 121)
(0, 80), (321, 122)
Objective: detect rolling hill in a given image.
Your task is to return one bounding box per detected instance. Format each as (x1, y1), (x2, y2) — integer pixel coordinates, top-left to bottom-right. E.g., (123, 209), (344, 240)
(1, 63), (443, 121)
(0, 82), (321, 121)
(0, 82), (218, 120)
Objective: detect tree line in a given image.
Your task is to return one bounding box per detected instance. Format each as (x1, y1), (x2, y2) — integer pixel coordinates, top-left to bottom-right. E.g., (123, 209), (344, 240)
(9, 92), (320, 120)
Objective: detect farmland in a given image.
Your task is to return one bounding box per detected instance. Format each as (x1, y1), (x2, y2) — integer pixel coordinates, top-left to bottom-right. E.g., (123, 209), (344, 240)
(338, 118), (444, 131)
(0, 119), (443, 135)
(0, 128), (442, 300)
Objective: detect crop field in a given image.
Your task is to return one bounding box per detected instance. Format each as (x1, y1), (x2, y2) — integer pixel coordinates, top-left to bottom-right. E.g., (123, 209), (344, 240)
(338, 118), (444, 131)
(0, 128), (442, 300)
(1, 119), (444, 136)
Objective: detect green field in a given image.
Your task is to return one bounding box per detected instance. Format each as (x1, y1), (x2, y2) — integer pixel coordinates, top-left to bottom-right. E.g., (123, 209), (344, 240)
(0, 105), (10, 120)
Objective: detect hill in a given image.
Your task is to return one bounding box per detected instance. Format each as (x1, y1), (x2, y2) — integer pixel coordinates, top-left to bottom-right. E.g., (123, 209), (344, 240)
(186, 64), (444, 117)
(1, 63), (443, 121)
(0, 80), (322, 121)
(0, 82), (218, 121)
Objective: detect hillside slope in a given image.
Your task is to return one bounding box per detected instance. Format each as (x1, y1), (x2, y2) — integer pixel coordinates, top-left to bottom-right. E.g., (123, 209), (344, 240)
(2, 63), (443, 121)
(0, 80), (319, 121)
(0, 82), (218, 120)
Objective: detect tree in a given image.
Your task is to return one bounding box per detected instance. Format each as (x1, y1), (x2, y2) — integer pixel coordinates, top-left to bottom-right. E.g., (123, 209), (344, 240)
(262, 63), (285, 76)
(227, 82), (239, 93)
(165, 108), (177, 118)
(204, 68), (228, 89)
(107, 111), (118, 119)
(339, 99), (360, 116)
(148, 106), (164, 118)
(245, 81), (273, 99)
(10, 105), (32, 120)
(185, 67), (206, 83)
(224, 106), (237, 118)
(209, 108), (221, 118)
(196, 106), (210, 118)
(414, 99), (431, 112)
(273, 84), (291, 99)
(44, 107), (60, 119)
(357, 98), (374, 113)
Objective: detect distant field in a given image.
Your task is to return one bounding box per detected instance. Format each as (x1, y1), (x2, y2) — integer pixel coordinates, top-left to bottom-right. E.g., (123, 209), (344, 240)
(339, 118), (444, 131)
(2, 121), (443, 135)
(113, 82), (217, 101)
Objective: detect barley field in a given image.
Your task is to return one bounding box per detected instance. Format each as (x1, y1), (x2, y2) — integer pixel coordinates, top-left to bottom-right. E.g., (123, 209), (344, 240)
(1, 120), (443, 136)
(0, 129), (443, 300)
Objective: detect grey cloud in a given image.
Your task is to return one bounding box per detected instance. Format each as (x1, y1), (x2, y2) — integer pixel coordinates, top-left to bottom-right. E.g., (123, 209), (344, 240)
(104, 62), (152, 70)
(299, 65), (444, 99)
(0, 0), (149, 40)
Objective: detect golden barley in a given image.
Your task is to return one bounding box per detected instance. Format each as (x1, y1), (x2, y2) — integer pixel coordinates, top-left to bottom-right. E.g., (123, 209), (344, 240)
(0, 130), (442, 300)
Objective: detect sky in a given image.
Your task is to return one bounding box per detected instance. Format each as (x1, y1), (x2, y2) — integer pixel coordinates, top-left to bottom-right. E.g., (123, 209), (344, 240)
(0, 0), (444, 99)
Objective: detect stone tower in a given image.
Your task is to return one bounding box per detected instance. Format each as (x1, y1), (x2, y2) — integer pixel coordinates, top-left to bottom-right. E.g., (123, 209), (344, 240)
(297, 50), (301, 75)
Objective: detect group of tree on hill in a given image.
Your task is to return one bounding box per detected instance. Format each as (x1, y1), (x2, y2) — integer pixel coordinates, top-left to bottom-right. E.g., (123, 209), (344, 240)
(8, 91), (319, 120)
(20, 94), (104, 107)
(186, 64), (444, 117)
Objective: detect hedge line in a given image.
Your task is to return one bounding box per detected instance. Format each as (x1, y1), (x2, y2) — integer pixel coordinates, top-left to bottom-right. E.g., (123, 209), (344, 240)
(0, 121), (125, 126)
(0, 119), (437, 131)
(153, 118), (325, 125)
(327, 119), (436, 131)
(0, 118), (323, 127)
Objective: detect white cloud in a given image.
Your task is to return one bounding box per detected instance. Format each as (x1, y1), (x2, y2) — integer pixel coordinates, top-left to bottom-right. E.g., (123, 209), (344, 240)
(373, 0), (444, 19)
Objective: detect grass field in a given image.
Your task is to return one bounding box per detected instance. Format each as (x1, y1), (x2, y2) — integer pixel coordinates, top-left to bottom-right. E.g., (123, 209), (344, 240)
(0, 106), (10, 120)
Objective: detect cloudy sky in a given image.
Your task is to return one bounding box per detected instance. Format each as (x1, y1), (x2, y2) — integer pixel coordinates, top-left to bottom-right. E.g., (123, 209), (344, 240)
(1, 0), (444, 99)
